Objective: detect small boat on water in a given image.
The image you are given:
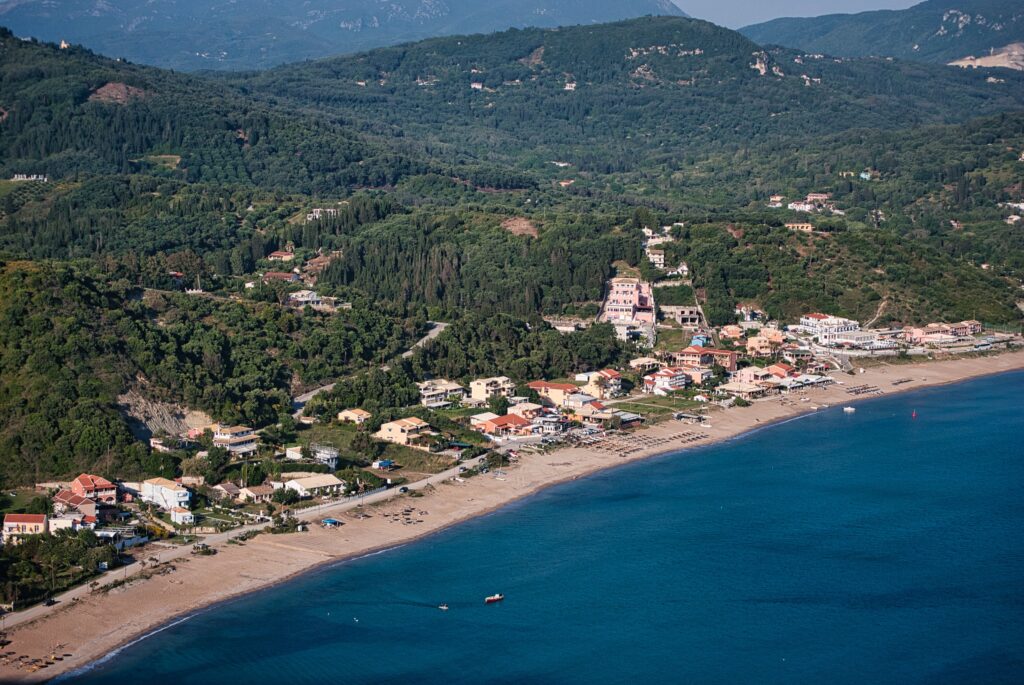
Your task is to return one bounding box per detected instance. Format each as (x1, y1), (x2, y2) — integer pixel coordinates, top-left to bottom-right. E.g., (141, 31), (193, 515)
(843, 406), (856, 414)
(438, 604), (449, 611)
(484, 593), (505, 604)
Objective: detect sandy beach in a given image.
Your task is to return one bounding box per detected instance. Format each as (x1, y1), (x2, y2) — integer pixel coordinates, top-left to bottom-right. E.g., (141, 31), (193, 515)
(3, 351), (1023, 682)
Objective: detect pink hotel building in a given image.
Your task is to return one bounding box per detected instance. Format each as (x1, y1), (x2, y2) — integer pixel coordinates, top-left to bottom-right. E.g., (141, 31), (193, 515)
(602, 278), (655, 324)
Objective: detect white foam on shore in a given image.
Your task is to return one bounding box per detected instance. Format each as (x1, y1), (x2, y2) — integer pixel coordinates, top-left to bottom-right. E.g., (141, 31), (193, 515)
(57, 543), (411, 680)
(54, 611), (199, 681)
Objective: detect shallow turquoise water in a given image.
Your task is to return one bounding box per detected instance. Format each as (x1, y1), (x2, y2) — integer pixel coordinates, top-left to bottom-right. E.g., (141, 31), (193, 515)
(69, 372), (1024, 684)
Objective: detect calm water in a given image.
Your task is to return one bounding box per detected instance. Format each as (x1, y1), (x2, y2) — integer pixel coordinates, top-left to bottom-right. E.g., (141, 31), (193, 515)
(70, 372), (1024, 684)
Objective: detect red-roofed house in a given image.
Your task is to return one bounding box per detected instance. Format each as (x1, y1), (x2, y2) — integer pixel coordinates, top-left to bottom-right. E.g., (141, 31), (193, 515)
(479, 414), (533, 437)
(643, 367), (690, 396)
(262, 271), (299, 284)
(268, 251), (295, 262)
(70, 473), (117, 504)
(3, 513), (48, 544)
(527, 381), (580, 407)
(583, 369), (624, 399)
(53, 490), (98, 518)
(766, 363), (796, 379)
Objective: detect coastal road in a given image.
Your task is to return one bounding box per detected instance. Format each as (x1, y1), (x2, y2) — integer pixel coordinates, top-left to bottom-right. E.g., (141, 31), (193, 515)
(0, 519), (272, 632)
(3, 455), (476, 631)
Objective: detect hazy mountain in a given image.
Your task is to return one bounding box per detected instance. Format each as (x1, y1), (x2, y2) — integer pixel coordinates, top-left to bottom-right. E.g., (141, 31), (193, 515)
(0, 0), (687, 71)
(740, 0), (1024, 66)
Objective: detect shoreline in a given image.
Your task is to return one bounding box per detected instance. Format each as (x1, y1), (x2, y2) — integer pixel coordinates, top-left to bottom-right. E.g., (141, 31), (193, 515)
(8, 352), (1024, 683)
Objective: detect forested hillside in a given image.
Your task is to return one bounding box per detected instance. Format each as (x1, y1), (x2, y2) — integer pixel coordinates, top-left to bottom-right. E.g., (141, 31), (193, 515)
(0, 17), (1021, 486)
(0, 262), (421, 484)
(741, 0), (1024, 65)
(0, 29), (432, 193)
(246, 16), (1024, 177)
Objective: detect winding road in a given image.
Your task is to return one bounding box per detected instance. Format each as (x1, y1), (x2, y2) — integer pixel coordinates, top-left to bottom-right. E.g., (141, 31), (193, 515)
(291, 321), (448, 416)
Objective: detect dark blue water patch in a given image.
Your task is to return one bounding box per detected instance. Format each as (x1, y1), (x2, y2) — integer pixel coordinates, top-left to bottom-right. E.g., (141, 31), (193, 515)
(67, 371), (1024, 685)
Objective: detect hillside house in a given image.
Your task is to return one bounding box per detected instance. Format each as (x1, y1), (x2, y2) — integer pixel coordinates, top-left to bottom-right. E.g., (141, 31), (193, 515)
(212, 483), (241, 501)
(602, 278), (655, 325)
(268, 251), (294, 262)
(70, 473), (117, 504)
(417, 379), (467, 408)
(262, 271), (300, 284)
(53, 490), (98, 518)
(660, 305), (702, 327)
(645, 247), (665, 269)
(288, 290), (322, 307)
(212, 425), (259, 456)
(338, 408), (372, 425)
(375, 417), (434, 447)
(469, 376), (516, 403)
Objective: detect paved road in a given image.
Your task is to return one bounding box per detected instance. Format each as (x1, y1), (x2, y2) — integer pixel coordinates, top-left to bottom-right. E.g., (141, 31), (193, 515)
(400, 321), (449, 359)
(292, 321), (448, 416)
(2, 453), (478, 631)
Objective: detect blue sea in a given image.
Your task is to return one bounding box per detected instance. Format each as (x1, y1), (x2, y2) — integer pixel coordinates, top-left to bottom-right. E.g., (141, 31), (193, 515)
(69, 372), (1024, 684)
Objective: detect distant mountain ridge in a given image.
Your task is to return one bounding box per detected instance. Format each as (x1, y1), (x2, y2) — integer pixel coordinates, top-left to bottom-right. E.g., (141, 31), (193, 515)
(740, 0), (1024, 66)
(0, 0), (687, 71)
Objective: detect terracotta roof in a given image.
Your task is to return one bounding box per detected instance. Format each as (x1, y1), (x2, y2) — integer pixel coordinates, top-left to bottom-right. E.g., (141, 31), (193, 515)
(528, 381), (578, 391)
(73, 473), (114, 491)
(490, 414), (531, 428)
(4, 513), (46, 524)
(54, 490), (90, 508)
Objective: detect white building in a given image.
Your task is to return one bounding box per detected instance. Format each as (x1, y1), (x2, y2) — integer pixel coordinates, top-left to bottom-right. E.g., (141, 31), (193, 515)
(212, 425), (259, 456)
(643, 367), (690, 396)
(285, 474), (345, 498)
(796, 313), (863, 344)
(310, 444), (340, 470)
(141, 478), (191, 511)
(417, 379), (466, 408)
(170, 508), (195, 526)
(288, 290), (322, 307)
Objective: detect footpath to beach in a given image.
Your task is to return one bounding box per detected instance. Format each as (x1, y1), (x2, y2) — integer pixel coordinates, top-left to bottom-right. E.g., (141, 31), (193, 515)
(4, 352), (1024, 682)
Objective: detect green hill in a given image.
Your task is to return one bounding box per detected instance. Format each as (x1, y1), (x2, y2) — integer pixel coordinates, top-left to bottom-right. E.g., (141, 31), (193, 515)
(246, 16), (1024, 175)
(740, 0), (1024, 65)
(0, 0), (685, 71)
